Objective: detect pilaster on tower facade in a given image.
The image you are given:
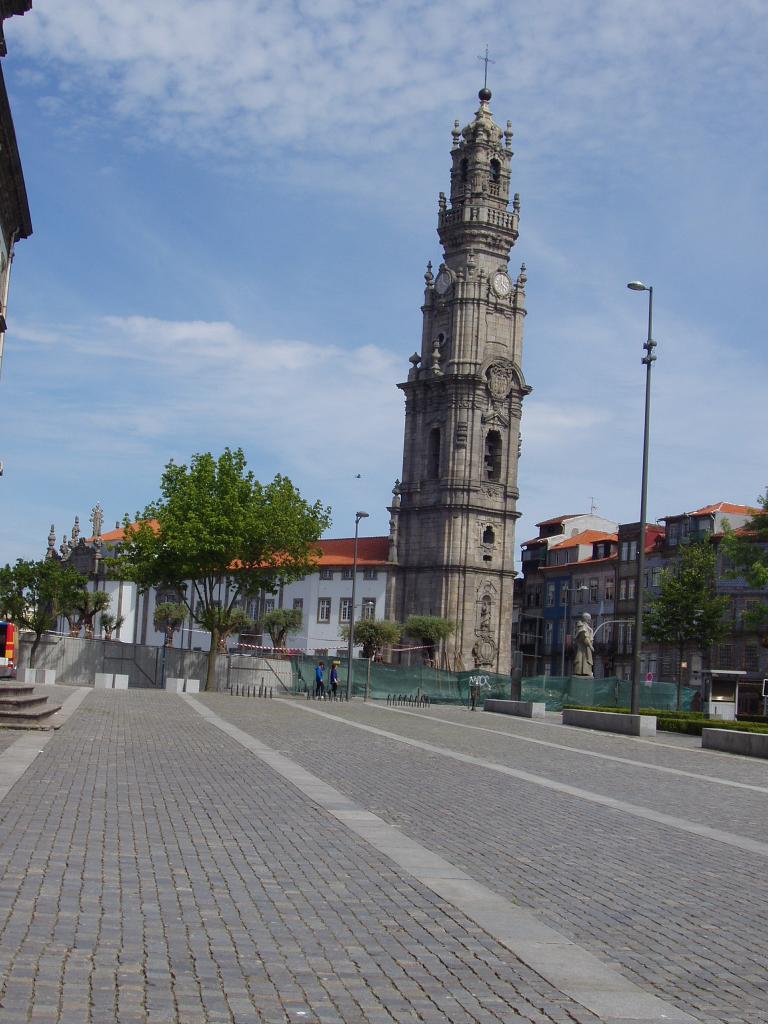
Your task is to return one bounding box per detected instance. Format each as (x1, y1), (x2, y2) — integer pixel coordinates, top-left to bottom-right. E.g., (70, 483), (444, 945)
(388, 87), (531, 674)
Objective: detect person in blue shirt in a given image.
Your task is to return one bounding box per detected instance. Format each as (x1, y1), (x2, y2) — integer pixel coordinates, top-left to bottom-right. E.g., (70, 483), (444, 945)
(315, 661), (325, 698)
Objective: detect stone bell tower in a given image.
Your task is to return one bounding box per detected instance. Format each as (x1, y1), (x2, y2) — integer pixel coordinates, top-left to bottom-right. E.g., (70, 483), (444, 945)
(388, 86), (531, 674)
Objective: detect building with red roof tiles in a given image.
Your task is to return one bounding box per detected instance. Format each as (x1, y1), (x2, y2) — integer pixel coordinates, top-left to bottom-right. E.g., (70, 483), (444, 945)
(46, 513), (393, 658)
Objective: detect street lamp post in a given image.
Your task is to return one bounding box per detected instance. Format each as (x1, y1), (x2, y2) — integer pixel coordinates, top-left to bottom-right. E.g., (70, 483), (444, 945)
(627, 281), (656, 715)
(346, 511), (369, 700)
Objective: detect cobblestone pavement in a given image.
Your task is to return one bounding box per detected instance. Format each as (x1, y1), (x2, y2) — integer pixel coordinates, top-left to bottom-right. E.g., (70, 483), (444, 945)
(0, 690), (618, 1024)
(0, 730), (21, 754)
(199, 695), (768, 1024)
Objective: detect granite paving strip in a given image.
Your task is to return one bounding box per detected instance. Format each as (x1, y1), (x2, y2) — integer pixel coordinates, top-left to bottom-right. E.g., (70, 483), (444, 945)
(376, 707), (768, 795)
(199, 695), (767, 1024)
(0, 689), (619, 1024)
(284, 701), (768, 857)
(188, 696), (699, 1024)
(0, 687), (90, 803)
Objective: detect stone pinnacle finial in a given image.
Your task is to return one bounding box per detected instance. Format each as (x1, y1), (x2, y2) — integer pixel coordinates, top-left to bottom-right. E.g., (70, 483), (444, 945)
(425, 261), (434, 286)
(47, 524), (56, 555)
(452, 120), (461, 147)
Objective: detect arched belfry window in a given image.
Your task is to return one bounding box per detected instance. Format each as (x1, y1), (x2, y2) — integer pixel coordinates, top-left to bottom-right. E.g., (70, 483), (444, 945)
(484, 430), (502, 481)
(483, 526), (495, 546)
(490, 159), (501, 183)
(460, 158), (468, 184)
(428, 427), (441, 480)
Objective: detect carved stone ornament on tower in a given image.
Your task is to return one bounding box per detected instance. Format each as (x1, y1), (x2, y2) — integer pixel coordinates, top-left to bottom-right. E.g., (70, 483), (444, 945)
(486, 360), (514, 402)
(389, 81), (532, 675)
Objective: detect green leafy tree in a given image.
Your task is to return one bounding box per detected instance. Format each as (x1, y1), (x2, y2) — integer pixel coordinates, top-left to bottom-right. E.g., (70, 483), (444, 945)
(403, 615), (455, 667)
(153, 602), (188, 647)
(261, 607), (303, 649)
(722, 491), (768, 640)
(100, 611), (125, 641)
(0, 559), (87, 667)
(341, 618), (401, 659)
(644, 541), (729, 710)
(110, 448), (331, 691)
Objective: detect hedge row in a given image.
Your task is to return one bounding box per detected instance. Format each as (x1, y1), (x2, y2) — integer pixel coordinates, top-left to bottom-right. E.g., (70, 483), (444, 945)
(656, 717), (768, 736)
(561, 704), (768, 736)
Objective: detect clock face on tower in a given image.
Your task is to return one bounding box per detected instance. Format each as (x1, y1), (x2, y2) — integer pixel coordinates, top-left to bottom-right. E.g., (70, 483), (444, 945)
(492, 272), (512, 297)
(435, 269), (453, 296)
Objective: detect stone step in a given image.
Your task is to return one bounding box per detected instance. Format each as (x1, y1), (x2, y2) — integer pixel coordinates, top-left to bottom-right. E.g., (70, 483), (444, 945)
(0, 694), (51, 710)
(0, 704), (62, 728)
(0, 683), (35, 698)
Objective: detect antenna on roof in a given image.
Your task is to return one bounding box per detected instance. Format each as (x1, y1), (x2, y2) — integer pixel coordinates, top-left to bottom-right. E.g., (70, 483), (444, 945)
(589, 496), (598, 514)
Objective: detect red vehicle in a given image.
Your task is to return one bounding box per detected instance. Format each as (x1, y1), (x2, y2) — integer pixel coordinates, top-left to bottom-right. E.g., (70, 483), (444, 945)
(0, 621), (17, 678)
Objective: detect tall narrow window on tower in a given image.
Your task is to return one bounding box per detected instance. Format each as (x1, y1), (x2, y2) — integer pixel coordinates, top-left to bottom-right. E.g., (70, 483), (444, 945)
(428, 427), (441, 479)
(484, 431), (502, 481)
(490, 159), (501, 183)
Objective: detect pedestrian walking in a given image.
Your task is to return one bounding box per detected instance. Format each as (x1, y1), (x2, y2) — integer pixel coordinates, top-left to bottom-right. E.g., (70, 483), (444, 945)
(315, 661), (325, 698)
(469, 681), (479, 711)
(329, 661), (339, 700)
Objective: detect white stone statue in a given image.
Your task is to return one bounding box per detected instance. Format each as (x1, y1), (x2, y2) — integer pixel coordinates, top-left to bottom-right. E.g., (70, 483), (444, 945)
(573, 612), (594, 678)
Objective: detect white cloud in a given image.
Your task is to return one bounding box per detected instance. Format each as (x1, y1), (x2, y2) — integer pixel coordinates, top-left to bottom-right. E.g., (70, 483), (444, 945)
(14, 1), (768, 182)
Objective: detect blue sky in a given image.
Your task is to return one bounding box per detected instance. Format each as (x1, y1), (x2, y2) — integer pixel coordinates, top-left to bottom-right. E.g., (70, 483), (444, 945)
(0, 0), (765, 566)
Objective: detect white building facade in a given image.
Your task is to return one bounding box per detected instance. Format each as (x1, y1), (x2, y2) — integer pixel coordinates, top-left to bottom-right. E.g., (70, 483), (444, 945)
(54, 532), (391, 659)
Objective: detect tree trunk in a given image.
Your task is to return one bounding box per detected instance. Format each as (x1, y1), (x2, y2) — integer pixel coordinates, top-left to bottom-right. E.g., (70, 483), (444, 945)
(205, 629), (219, 692)
(30, 634), (41, 669)
(676, 639), (684, 711)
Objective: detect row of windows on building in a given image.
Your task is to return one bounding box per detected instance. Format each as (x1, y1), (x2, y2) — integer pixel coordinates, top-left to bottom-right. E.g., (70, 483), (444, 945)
(526, 568), (674, 610)
(247, 595), (377, 624)
(319, 568), (379, 581)
(539, 620), (635, 653)
(527, 578), (615, 608)
(315, 596), (377, 624)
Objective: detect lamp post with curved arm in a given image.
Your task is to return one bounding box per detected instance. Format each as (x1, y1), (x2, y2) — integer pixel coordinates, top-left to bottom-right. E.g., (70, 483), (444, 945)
(345, 511), (369, 700)
(627, 281), (656, 715)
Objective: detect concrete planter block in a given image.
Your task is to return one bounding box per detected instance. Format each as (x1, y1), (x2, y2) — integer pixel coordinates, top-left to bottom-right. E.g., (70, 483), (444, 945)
(165, 677), (184, 693)
(484, 699), (546, 719)
(702, 728), (768, 758)
(113, 675), (129, 690)
(43, 669), (56, 686)
(562, 708), (656, 737)
(23, 668), (37, 684)
(184, 679), (200, 694)
(95, 673), (113, 689)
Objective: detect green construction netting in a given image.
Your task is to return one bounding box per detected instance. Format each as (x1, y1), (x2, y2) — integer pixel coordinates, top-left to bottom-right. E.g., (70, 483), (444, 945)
(290, 655), (698, 710)
(520, 676), (698, 712)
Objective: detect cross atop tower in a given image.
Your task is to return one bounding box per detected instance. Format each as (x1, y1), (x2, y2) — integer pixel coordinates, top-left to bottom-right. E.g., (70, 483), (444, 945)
(477, 45), (495, 91)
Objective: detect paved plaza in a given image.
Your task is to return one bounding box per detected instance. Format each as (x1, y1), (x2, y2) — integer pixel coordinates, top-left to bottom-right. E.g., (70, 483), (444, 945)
(0, 687), (765, 1023)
